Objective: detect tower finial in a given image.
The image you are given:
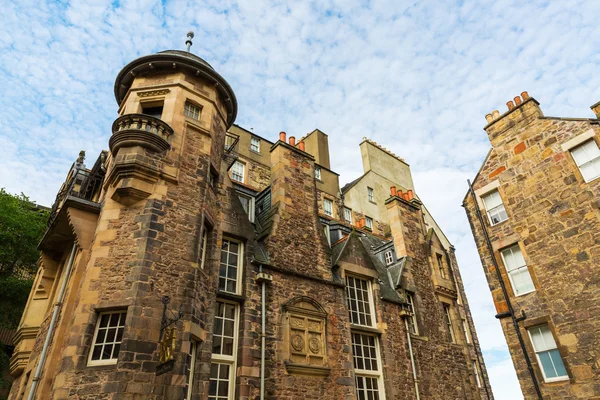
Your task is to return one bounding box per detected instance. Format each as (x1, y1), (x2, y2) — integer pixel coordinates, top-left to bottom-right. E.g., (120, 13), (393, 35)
(186, 31), (194, 52)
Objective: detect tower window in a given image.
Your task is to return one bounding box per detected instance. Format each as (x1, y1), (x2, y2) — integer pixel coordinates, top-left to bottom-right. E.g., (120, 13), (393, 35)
(481, 190), (508, 225)
(436, 253), (446, 278)
(473, 361), (482, 388)
(250, 137), (260, 153)
(184, 102), (201, 120)
(406, 293), (418, 335)
(88, 311), (127, 366)
(442, 303), (455, 343)
(528, 324), (568, 382)
(571, 139), (600, 182)
(141, 105), (163, 119)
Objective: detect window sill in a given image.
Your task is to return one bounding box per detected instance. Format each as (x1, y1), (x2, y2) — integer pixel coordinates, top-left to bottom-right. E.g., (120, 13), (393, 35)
(350, 324), (382, 335)
(489, 219), (509, 228)
(216, 291), (246, 303)
(368, 200), (377, 205)
(87, 360), (118, 368)
(514, 289), (537, 297)
(249, 149), (262, 156)
(285, 362), (331, 376)
(543, 376), (570, 384)
(410, 334), (428, 342)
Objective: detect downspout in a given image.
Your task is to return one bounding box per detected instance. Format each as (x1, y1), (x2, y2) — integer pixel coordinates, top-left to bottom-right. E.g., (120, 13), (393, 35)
(467, 180), (543, 400)
(403, 318), (420, 400)
(28, 242), (78, 400)
(259, 264), (266, 400)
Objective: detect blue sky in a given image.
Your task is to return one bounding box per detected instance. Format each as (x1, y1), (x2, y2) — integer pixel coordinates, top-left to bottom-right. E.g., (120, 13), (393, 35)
(1, 1), (599, 398)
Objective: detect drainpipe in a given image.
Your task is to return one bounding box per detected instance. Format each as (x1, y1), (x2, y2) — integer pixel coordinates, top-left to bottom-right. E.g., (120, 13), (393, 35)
(403, 318), (420, 400)
(467, 180), (543, 400)
(259, 264), (266, 400)
(28, 242), (78, 400)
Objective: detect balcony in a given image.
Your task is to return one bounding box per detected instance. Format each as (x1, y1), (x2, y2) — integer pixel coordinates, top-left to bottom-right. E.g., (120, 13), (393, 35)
(109, 113), (174, 154)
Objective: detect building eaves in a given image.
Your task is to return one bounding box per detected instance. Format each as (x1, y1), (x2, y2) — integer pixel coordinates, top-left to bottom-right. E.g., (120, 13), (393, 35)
(232, 123), (275, 144)
(341, 172), (368, 194)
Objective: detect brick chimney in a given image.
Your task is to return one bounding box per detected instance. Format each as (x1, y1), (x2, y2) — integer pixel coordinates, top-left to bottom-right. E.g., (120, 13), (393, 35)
(385, 189), (424, 259)
(264, 134), (331, 279)
(484, 92), (544, 147)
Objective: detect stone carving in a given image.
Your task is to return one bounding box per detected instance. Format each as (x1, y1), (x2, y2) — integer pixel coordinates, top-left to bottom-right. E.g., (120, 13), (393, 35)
(308, 336), (320, 354)
(291, 334), (304, 351)
(137, 89), (170, 98)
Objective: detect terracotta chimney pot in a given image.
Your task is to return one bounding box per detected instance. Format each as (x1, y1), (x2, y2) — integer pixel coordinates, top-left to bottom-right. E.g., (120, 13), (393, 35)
(403, 192), (410, 201)
(279, 131), (286, 142)
(298, 141), (305, 151)
(521, 91), (530, 100)
(514, 96), (522, 106)
(407, 190), (414, 200)
(492, 110), (500, 119)
(485, 113), (494, 123)
(289, 136), (296, 146)
(390, 186), (397, 196)
(507, 100), (515, 111)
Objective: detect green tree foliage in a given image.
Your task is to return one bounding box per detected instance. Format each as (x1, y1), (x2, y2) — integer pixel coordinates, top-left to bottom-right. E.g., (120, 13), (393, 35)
(0, 189), (49, 329)
(0, 189), (49, 276)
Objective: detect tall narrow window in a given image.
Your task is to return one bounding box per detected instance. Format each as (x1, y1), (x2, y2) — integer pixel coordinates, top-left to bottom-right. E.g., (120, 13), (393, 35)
(384, 250), (394, 266)
(473, 361), (482, 388)
(500, 245), (535, 296)
(436, 253), (446, 278)
(88, 311), (127, 365)
(231, 161), (245, 183)
(185, 340), (198, 399)
(323, 224), (331, 246)
(237, 193), (255, 223)
(365, 217), (373, 230)
(219, 239), (242, 294)
(463, 319), (471, 344)
(481, 190), (508, 225)
(344, 207), (352, 224)
(367, 187), (374, 202)
(324, 199), (333, 217)
(315, 166), (322, 180)
(528, 325), (568, 382)
(442, 304), (455, 343)
(250, 137), (260, 153)
(210, 301), (239, 400)
(346, 276), (374, 327)
(571, 139), (600, 182)
(406, 293), (418, 335)
(352, 333), (383, 400)
(199, 227), (208, 269)
(184, 102), (201, 120)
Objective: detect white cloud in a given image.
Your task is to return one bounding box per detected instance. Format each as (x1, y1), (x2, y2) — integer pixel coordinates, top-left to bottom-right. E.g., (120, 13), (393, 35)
(1, 0), (598, 398)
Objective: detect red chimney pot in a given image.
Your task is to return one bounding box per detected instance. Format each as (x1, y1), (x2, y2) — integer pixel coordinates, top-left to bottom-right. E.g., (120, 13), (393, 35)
(514, 96), (522, 106)
(279, 131), (286, 142)
(390, 186), (397, 196)
(507, 101), (515, 111)
(289, 136), (296, 146)
(521, 91), (530, 100)
(298, 141), (305, 151)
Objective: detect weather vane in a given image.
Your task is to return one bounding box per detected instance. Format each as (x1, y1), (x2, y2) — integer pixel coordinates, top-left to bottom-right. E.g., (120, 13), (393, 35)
(186, 31), (194, 52)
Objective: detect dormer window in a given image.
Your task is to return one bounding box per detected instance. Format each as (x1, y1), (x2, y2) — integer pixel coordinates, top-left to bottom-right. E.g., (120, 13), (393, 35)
(384, 250), (393, 265)
(481, 190), (508, 225)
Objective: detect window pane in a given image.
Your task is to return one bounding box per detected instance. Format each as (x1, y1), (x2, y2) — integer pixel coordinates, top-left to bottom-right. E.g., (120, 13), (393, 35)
(571, 140), (600, 166)
(219, 239), (241, 294)
(346, 277), (373, 326)
(510, 268), (535, 294)
(580, 160), (600, 182)
(213, 301), (237, 357)
(482, 190), (502, 210)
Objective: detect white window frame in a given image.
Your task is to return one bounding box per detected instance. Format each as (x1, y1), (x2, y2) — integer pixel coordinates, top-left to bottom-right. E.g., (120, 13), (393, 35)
(237, 192), (255, 223)
(367, 187), (374, 202)
(315, 166), (322, 180)
(346, 275), (376, 328)
(324, 199), (333, 217)
(185, 340), (198, 399)
(365, 217), (373, 230)
(406, 293), (419, 335)
(473, 361), (482, 388)
(481, 190), (508, 225)
(323, 224), (331, 246)
(231, 161), (245, 183)
(527, 324), (569, 383)
(500, 244), (535, 296)
(442, 303), (455, 343)
(570, 139), (600, 182)
(343, 207), (352, 224)
(250, 137), (260, 153)
(210, 300), (240, 400)
(88, 310), (127, 366)
(352, 332), (386, 400)
(218, 238), (243, 295)
(184, 101), (201, 120)
(384, 250), (393, 266)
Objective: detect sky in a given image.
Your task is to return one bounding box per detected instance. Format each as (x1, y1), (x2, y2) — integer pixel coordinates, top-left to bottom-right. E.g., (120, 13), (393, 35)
(1, 0), (599, 398)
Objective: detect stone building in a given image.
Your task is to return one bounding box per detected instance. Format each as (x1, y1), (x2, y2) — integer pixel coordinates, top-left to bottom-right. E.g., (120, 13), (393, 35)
(9, 44), (491, 399)
(463, 92), (600, 399)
